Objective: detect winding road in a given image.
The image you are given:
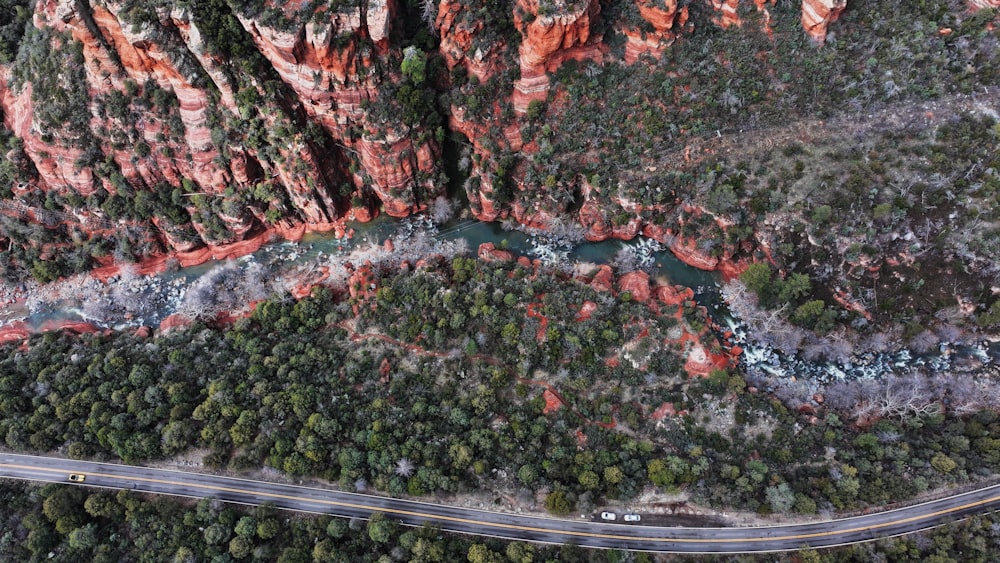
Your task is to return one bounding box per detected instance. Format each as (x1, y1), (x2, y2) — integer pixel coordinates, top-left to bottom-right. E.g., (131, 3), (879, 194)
(2, 452), (999, 553)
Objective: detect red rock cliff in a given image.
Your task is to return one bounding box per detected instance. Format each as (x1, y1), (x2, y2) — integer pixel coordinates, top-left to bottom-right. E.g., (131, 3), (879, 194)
(0, 0), (444, 261)
(512, 0), (605, 112)
(623, 0), (691, 64)
(801, 0), (848, 43)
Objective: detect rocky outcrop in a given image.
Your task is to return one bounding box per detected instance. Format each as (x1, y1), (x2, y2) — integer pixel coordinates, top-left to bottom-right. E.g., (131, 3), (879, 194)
(709, 0), (743, 29)
(708, 0), (776, 37)
(233, 1), (444, 218)
(708, 0), (846, 42)
(477, 242), (515, 263)
(968, 0), (1000, 7)
(0, 0), (443, 270)
(589, 265), (615, 293)
(512, 0), (605, 112)
(683, 341), (730, 377)
(436, 0), (506, 83)
(623, 0), (691, 64)
(669, 235), (720, 270)
(618, 270), (651, 302)
(801, 0), (847, 43)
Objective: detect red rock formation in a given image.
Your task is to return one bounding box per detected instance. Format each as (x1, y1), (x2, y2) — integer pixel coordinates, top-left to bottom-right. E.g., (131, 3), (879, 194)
(478, 242), (515, 263)
(708, 0), (776, 37)
(589, 265), (615, 293)
(619, 271), (651, 302)
(683, 341), (731, 377)
(669, 234), (720, 270)
(0, 321), (31, 344)
(801, 0), (847, 44)
(436, 0), (506, 83)
(623, 0), (691, 64)
(651, 401), (678, 420)
(576, 300), (598, 321)
(512, 0), (605, 112)
(709, 0), (742, 29)
(654, 284), (695, 309)
(542, 388), (563, 413)
(234, 2), (442, 218)
(37, 319), (100, 334)
(159, 313), (193, 335)
(0, 0), (443, 275)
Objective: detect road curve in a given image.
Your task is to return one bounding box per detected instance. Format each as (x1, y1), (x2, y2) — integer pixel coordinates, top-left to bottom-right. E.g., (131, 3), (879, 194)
(2, 452), (999, 553)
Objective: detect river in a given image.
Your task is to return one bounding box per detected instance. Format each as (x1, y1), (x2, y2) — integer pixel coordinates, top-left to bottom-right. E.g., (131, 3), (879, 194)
(3, 211), (720, 332)
(2, 210), (997, 399)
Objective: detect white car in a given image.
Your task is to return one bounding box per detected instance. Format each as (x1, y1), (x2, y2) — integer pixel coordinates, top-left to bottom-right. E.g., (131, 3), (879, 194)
(600, 512), (616, 521)
(624, 513), (641, 522)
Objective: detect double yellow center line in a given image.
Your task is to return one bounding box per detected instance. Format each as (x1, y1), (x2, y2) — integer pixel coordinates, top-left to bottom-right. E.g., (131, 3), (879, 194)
(3, 462), (999, 546)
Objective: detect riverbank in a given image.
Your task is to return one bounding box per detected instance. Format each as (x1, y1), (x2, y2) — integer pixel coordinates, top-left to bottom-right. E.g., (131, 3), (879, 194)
(89, 219), (353, 282)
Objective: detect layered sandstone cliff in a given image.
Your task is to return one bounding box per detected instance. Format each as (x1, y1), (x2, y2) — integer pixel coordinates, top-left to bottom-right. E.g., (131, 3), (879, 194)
(801, 0), (848, 43)
(512, 0), (605, 112)
(0, 0), (443, 261)
(623, 0), (691, 64)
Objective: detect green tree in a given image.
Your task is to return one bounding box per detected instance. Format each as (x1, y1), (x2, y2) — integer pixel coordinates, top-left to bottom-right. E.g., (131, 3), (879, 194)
(401, 46), (427, 85)
(765, 483), (795, 513)
(578, 470), (599, 491)
(792, 300), (830, 331)
(234, 515), (257, 538)
(467, 543), (503, 563)
(517, 464), (538, 485)
(203, 522), (230, 545)
(84, 493), (121, 520)
(229, 535), (254, 559)
(68, 524), (98, 550)
(506, 541), (535, 563)
(544, 490), (574, 516)
(647, 458), (668, 487)
(810, 205), (832, 225)
(502, 322), (520, 345)
(367, 512), (394, 544)
(603, 465), (624, 485)
(257, 518), (280, 539)
(931, 453), (957, 474)
(778, 272), (812, 302)
(740, 262), (772, 296)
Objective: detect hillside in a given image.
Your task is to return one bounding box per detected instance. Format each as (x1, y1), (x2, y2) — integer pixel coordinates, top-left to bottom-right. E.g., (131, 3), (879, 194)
(0, 1), (996, 340)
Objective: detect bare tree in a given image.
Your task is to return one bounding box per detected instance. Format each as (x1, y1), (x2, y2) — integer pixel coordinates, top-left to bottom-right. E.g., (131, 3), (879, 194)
(429, 196), (455, 225)
(910, 330), (940, 354)
(394, 458), (415, 477)
(175, 261), (257, 320)
(420, 0), (438, 33)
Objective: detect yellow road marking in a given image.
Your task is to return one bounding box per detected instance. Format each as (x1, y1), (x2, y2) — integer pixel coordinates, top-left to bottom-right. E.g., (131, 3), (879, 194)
(2, 462), (999, 545)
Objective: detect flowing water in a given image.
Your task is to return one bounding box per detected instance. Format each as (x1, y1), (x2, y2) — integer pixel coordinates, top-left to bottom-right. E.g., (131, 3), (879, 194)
(4, 211), (997, 391)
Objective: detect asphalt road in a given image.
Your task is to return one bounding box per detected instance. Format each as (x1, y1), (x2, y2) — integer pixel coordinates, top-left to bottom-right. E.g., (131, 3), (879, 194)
(2, 452), (999, 553)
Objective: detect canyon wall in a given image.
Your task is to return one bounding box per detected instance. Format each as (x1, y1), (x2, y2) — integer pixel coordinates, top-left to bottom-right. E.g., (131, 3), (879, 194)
(0, 0), (444, 263)
(5, 0), (989, 285)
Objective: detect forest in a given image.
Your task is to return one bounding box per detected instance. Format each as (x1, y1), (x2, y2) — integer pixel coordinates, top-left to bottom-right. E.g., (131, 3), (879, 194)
(0, 0), (999, 559)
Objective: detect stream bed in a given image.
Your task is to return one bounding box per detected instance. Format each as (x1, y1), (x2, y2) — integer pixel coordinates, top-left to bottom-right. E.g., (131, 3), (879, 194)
(2, 211), (997, 392)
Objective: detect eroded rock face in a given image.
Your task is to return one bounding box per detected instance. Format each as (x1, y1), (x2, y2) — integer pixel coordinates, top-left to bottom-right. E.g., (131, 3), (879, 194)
(619, 270), (651, 302)
(477, 242), (515, 263)
(708, 0), (776, 37)
(709, 0), (742, 29)
(233, 0), (444, 218)
(512, 0), (604, 112)
(436, 0), (506, 83)
(0, 0), (442, 260)
(623, 0), (691, 64)
(801, 0), (848, 43)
